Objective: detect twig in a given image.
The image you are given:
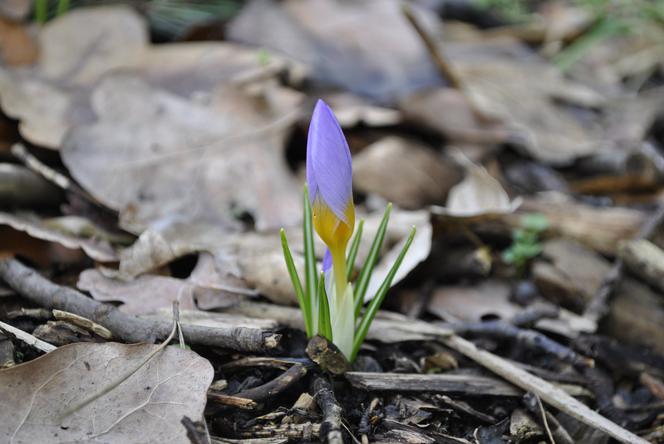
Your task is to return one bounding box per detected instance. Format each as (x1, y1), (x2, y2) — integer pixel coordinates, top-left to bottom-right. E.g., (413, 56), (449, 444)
(402, 4), (462, 89)
(583, 202), (664, 329)
(234, 364), (307, 402)
(312, 377), (344, 444)
(536, 394), (556, 444)
(0, 320), (56, 353)
(181, 416), (211, 444)
(11, 143), (94, 203)
(452, 320), (594, 368)
(441, 335), (650, 444)
(346, 372), (522, 396)
(206, 392), (257, 410)
(0, 258), (279, 352)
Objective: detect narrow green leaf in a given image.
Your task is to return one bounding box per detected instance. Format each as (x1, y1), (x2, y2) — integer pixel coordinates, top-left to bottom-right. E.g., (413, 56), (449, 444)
(56, 0), (70, 16)
(280, 229), (312, 337)
(317, 271), (332, 341)
(354, 204), (392, 318)
(346, 219), (364, 280)
(35, 0), (48, 23)
(351, 226), (416, 361)
(303, 185), (318, 328)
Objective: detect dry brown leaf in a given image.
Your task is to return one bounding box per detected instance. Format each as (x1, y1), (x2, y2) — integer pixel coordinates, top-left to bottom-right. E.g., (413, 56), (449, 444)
(322, 92), (401, 127)
(61, 75), (302, 233)
(353, 137), (462, 209)
(227, 0), (442, 102)
(400, 88), (513, 145)
(0, 211), (117, 262)
(518, 193), (644, 255)
(0, 6), (302, 150)
(428, 280), (516, 322)
(0, 17), (38, 66)
(79, 253), (252, 315)
(0, 0), (31, 21)
(363, 210), (432, 302)
(78, 270), (198, 315)
(444, 38), (606, 165)
(432, 156), (521, 218)
(0, 341), (213, 443)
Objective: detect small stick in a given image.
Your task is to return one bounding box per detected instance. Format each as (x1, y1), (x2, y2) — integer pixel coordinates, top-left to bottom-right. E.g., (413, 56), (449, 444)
(234, 364), (307, 402)
(536, 394), (556, 444)
(583, 202), (664, 328)
(0, 320), (56, 353)
(0, 258), (279, 352)
(207, 392), (257, 410)
(312, 377), (344, 444)
(442, 335), (650, 444)
(402, 4), (462, 89)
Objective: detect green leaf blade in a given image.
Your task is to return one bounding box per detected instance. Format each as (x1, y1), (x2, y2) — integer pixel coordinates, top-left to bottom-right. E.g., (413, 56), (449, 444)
(346, 219), (364, 280)
(317, 272), (332, 341)
(351, 226), (416, 361)
(303, 186), (318, 328)
(354, 204), (392, 318)
(280, 229), (312, 337)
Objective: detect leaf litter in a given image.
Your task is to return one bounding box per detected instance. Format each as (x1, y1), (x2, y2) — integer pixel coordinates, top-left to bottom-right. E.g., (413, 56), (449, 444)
(1, 1), (664, 443)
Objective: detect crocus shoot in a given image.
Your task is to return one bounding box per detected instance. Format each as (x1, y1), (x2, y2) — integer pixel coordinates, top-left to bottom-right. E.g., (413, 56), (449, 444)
(281, 99), (416, 362)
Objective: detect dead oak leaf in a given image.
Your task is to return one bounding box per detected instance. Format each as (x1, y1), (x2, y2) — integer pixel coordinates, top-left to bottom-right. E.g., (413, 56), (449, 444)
(61, 75), (302, 233)
(0, 341), (213, 444)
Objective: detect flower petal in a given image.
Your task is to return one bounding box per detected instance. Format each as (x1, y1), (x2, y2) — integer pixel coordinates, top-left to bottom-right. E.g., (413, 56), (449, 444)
(307, 99), (353, 224)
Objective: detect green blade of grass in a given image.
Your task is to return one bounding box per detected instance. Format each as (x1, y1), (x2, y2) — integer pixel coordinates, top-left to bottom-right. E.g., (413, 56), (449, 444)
(351, 226), (416, 362)
(553, 17), (625, 72)
(346, 219), (364, 280)
(354, 203), (392, 319)
(317, 271), (332, 341)
(56, 0), (70, 16)
(303, 186), (318, 329)
(35, 0), (48, 23)
(280, 229), (312, 337)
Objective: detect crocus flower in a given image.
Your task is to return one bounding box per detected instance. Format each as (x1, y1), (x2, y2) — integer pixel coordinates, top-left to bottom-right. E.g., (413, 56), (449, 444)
(307, 100), (356, 357)
(307, 100), (355, 272)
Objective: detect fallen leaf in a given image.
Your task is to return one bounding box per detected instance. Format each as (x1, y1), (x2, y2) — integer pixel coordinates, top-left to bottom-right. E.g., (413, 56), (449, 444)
(61, 75), (302, 233)
(0, 0), (31, 21)
(517, 192), (643, 255)
(79, 254), (253, 315)
(0, 211), (117, 262)
(353, 137), (462, 208)
(227, 0), (443, 102)
(0, 6), (302, 150)
(0, 17), (38, 66)
(364, 210), (432, 302)
(432, 156), (521, 218)
(0, 341), (213, 443)
(78, 270), (198, 315)
(400, 88), (513, 145)
(322, 92), (401, 127)
(428, 280), (516, 321)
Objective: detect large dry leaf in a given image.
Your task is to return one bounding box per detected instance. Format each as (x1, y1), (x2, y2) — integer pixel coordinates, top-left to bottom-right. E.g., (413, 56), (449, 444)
(61, 75), (302, 232)
(0, 6), (147, 148)
(432, 157), (521, 218)
(518, 193), (643, 255)
(116, 208), (431, 305)
(0, 341), (213, 443)
(353, 137), (462, 209)
(364, 210), (432, 302)
(0, 212), (117, 262)
(0, 6), (302, 149)
(227, 0), (442, 102)
(437, 38), (607, 165)
(400, 88), (513, 145)
(79, 254), (252, 315)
